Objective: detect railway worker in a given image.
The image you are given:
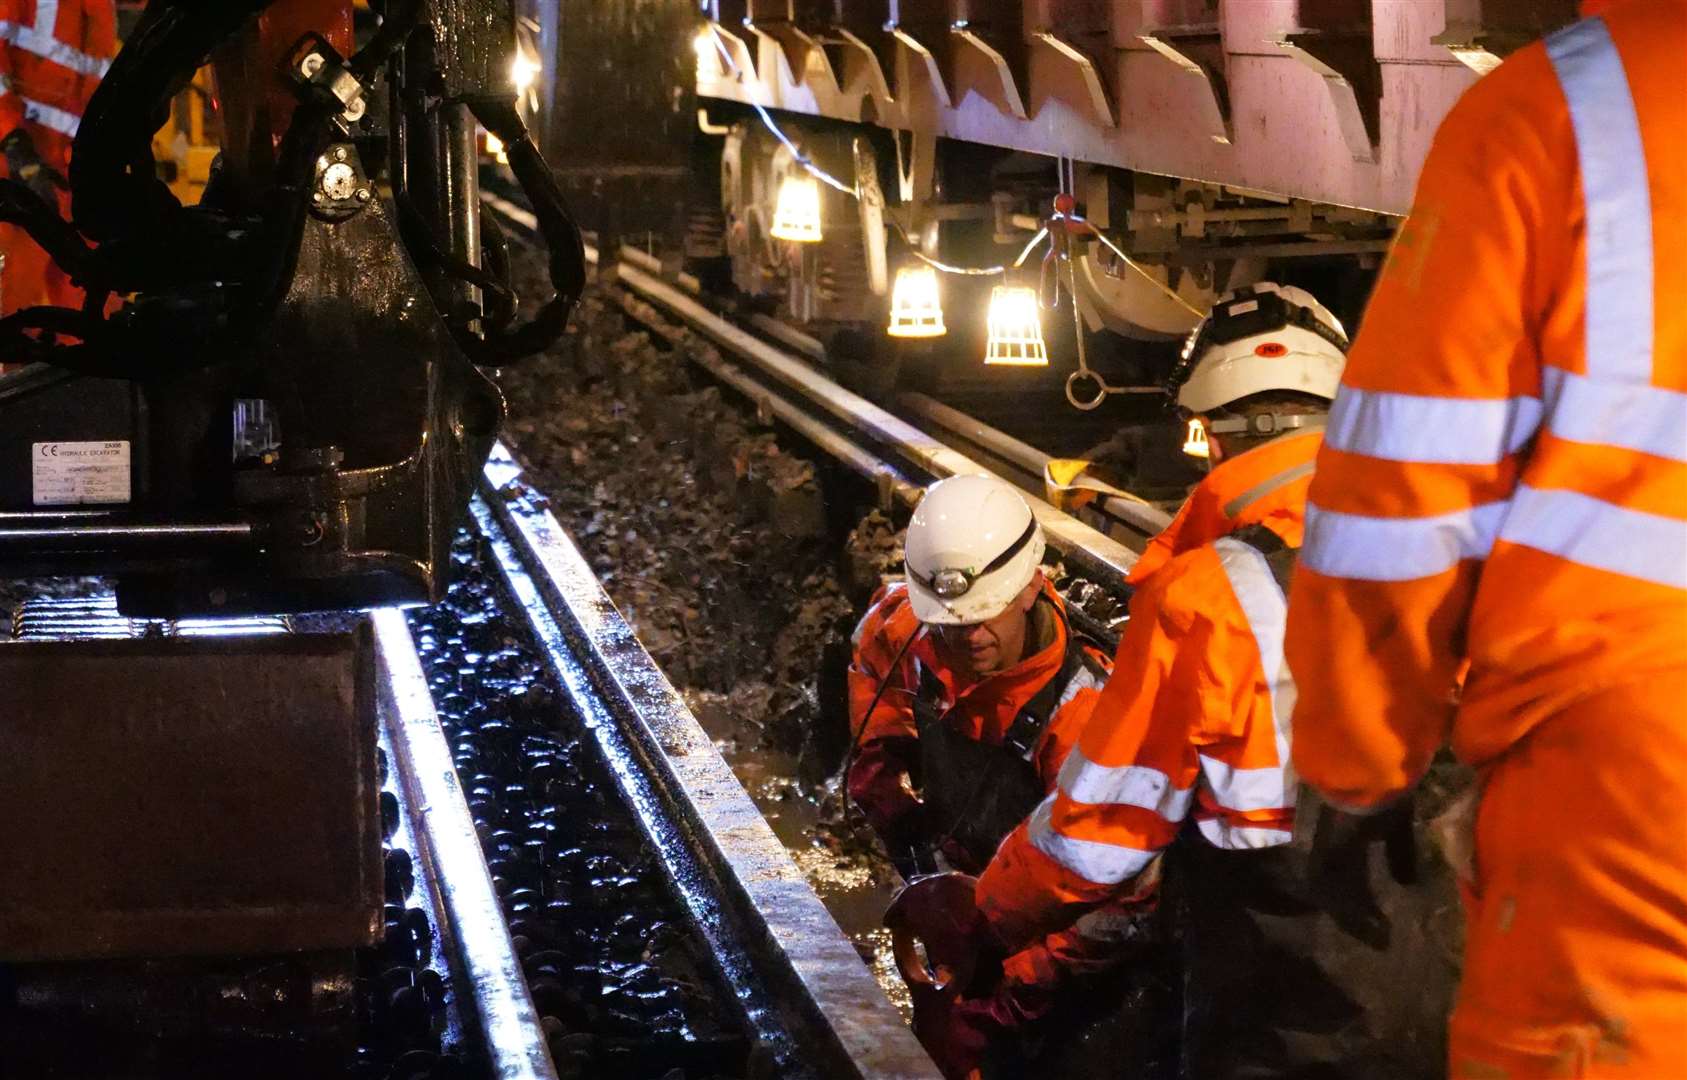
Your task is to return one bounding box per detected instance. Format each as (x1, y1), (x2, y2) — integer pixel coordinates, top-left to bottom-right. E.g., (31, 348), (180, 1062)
(0, 0), (116, 315)
(847, 474), (1111, 879)
(848, 474), (1159, 1077)
(1284, 1), (1687, 1075)
(964, 284), (1455, 1079)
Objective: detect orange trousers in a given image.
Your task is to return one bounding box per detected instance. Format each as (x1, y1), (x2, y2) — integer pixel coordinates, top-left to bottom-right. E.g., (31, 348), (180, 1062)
(1451, 674), (1687, 1078)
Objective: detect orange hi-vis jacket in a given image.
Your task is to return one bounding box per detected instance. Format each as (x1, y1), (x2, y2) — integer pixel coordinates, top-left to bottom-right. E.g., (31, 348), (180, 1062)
(0, 0), (114, 316)
(0, 0), (113, 159)
(976, 441), (1306, 948)
(846, 578), (1107, 839)
(1284, 0), (1687, 812)
(849, 579), (1135, 997)
(1128, 428), (1321, 584)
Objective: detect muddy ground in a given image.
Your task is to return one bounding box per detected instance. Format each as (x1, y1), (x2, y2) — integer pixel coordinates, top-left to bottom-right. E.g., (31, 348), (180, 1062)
(495, 265), (916, 1011)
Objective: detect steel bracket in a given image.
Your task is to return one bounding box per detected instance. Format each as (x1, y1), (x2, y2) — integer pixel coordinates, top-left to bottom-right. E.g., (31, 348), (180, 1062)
(1275, 29), (1383, 164)
(1137, 26), (1233, 145)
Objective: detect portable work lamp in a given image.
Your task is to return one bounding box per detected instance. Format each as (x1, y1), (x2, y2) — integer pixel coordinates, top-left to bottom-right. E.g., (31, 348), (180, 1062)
(770, 174), (823, 243)
(887, 265), (946, 338)
(983, 285), (1048, 365)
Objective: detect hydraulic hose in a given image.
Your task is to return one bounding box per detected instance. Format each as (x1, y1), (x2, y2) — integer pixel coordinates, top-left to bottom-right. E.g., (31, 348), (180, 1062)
(463, 95), (586, 365)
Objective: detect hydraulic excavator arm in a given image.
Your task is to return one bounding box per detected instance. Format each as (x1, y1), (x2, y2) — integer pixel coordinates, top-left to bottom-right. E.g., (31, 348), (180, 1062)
(0, 0), (584, 617)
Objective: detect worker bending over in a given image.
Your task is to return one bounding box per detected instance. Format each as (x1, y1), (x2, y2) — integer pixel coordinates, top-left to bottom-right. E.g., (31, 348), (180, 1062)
(850, 474), (1155, 1077)
(0, 0), (116, 314)
(974, 285), (1454, 1078)
(1285, 1), (1687, 1075)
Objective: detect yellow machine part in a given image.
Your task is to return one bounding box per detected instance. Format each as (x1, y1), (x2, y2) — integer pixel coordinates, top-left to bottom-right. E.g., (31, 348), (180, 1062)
(150, 66), (220, 206)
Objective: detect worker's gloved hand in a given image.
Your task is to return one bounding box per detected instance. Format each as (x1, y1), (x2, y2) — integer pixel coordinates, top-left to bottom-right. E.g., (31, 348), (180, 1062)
(2, 129), (62, 207)
(882, 803), (939, 880)
(1307, 794), (1417, 950)
(847, 737), (926, 863)
(913, 990), (1015, 1080)
(885, 873), (1004, 997)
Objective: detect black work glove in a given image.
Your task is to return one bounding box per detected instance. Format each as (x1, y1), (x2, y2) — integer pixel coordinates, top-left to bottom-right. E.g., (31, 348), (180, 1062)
(2, 129), (62, 206)
(1307, 794), (1417, 950)
(883, 803), (940, 880)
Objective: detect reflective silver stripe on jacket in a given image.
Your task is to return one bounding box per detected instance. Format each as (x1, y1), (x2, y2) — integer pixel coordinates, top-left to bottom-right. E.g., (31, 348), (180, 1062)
(0, 20), (112, 79)
(1494, 16), (1687, 586)
(21, 94), (76, 136)
(1303, 17), (1684, 591)
(1207, 536), (1296, 824)
(1544, 16), (1651, 386)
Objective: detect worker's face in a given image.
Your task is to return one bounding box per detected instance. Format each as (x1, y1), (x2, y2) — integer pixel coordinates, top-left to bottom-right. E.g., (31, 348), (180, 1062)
(934, 577), (1040, 676)
(1200, 416), (1227, 465)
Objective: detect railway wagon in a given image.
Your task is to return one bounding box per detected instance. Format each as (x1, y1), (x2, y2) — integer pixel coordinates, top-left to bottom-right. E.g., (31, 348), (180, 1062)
(532, 0), (1576, 414)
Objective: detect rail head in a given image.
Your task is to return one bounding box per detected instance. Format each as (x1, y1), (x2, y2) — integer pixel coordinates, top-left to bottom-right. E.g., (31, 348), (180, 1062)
(473, 444), (940, 1080)
(372, 608), (562, 1080)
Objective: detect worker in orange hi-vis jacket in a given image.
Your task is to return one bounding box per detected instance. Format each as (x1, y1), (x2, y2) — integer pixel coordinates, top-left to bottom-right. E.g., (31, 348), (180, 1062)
(848, 475), (1167, 1079)
(0, 0), (116, 316)
(1283, 1), (1687, 1076)
(973, 285), (1457, 1079)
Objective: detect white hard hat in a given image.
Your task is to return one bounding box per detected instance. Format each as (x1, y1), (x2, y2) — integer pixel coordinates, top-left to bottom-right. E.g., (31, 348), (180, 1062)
(1173, 283), (1348, 415)
(904, 475), (1046, 625)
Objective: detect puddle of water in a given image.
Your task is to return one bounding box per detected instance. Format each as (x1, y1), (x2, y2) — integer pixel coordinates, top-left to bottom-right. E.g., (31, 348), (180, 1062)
(686, 689), (913, 1022)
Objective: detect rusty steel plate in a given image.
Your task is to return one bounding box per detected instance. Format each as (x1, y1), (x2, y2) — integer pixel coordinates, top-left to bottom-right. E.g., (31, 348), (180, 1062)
(0, 629), (382, 961)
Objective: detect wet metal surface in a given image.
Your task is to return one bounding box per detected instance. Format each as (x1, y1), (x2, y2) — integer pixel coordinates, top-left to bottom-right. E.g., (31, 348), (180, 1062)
(0, 594), (483, 1079)
(0, 632), (383, 961)
(473, 443), (938, 1079)
(373, 608), (560, 1080)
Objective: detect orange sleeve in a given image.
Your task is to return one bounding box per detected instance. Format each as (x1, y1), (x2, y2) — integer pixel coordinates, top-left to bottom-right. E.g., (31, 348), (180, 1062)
(978, 561), (1210, 948)
(1284, 45), (1574, 810)
(845, 586), (925, 834)
(847, 585), (919, 747)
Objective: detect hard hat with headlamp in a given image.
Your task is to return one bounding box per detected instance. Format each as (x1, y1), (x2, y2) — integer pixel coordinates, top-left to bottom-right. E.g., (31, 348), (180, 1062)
(904, 475), (1046, 625)
(1167, 283), (1349, 452)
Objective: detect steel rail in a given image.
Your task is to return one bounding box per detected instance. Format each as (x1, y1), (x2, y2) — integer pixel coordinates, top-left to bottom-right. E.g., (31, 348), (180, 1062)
(471, 443), (940, 1080)
(897, 390), (1174, 541)
(372, 608), (561, 1080)
(481, 191), (1144, 583)
(602, 282), (923, 508)
(602, 247), (1143, 579)
(2, 597), (558, 1078)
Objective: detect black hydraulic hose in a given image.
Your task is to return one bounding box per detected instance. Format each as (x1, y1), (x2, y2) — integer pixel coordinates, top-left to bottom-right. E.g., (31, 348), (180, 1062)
(393, 192), (518, 318)
(478, 209), (517, 335)
(347, 0), (424, 83)
(72, 0), (279, 249)
(0, 306), (121, 375)
(232, 94), (337, 334)
(464, 95), (585, 365)
(0, 180), (98, 284)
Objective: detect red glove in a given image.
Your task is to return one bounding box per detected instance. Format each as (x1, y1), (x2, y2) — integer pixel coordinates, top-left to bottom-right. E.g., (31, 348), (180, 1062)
(889, 875), (1063, 1078)
(913, 978), (1053, 1080)
(847, 736), (922, 836)
(913, 989), (1005, 1080)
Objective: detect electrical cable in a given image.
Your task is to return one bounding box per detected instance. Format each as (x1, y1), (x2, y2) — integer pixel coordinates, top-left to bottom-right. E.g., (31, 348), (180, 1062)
(838, 625), (922, 829)
(708, 30), (1202, 311)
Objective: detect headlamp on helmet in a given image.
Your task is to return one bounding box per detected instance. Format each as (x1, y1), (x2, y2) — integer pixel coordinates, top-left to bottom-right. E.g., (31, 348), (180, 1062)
(902, 475), (1047, 625)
